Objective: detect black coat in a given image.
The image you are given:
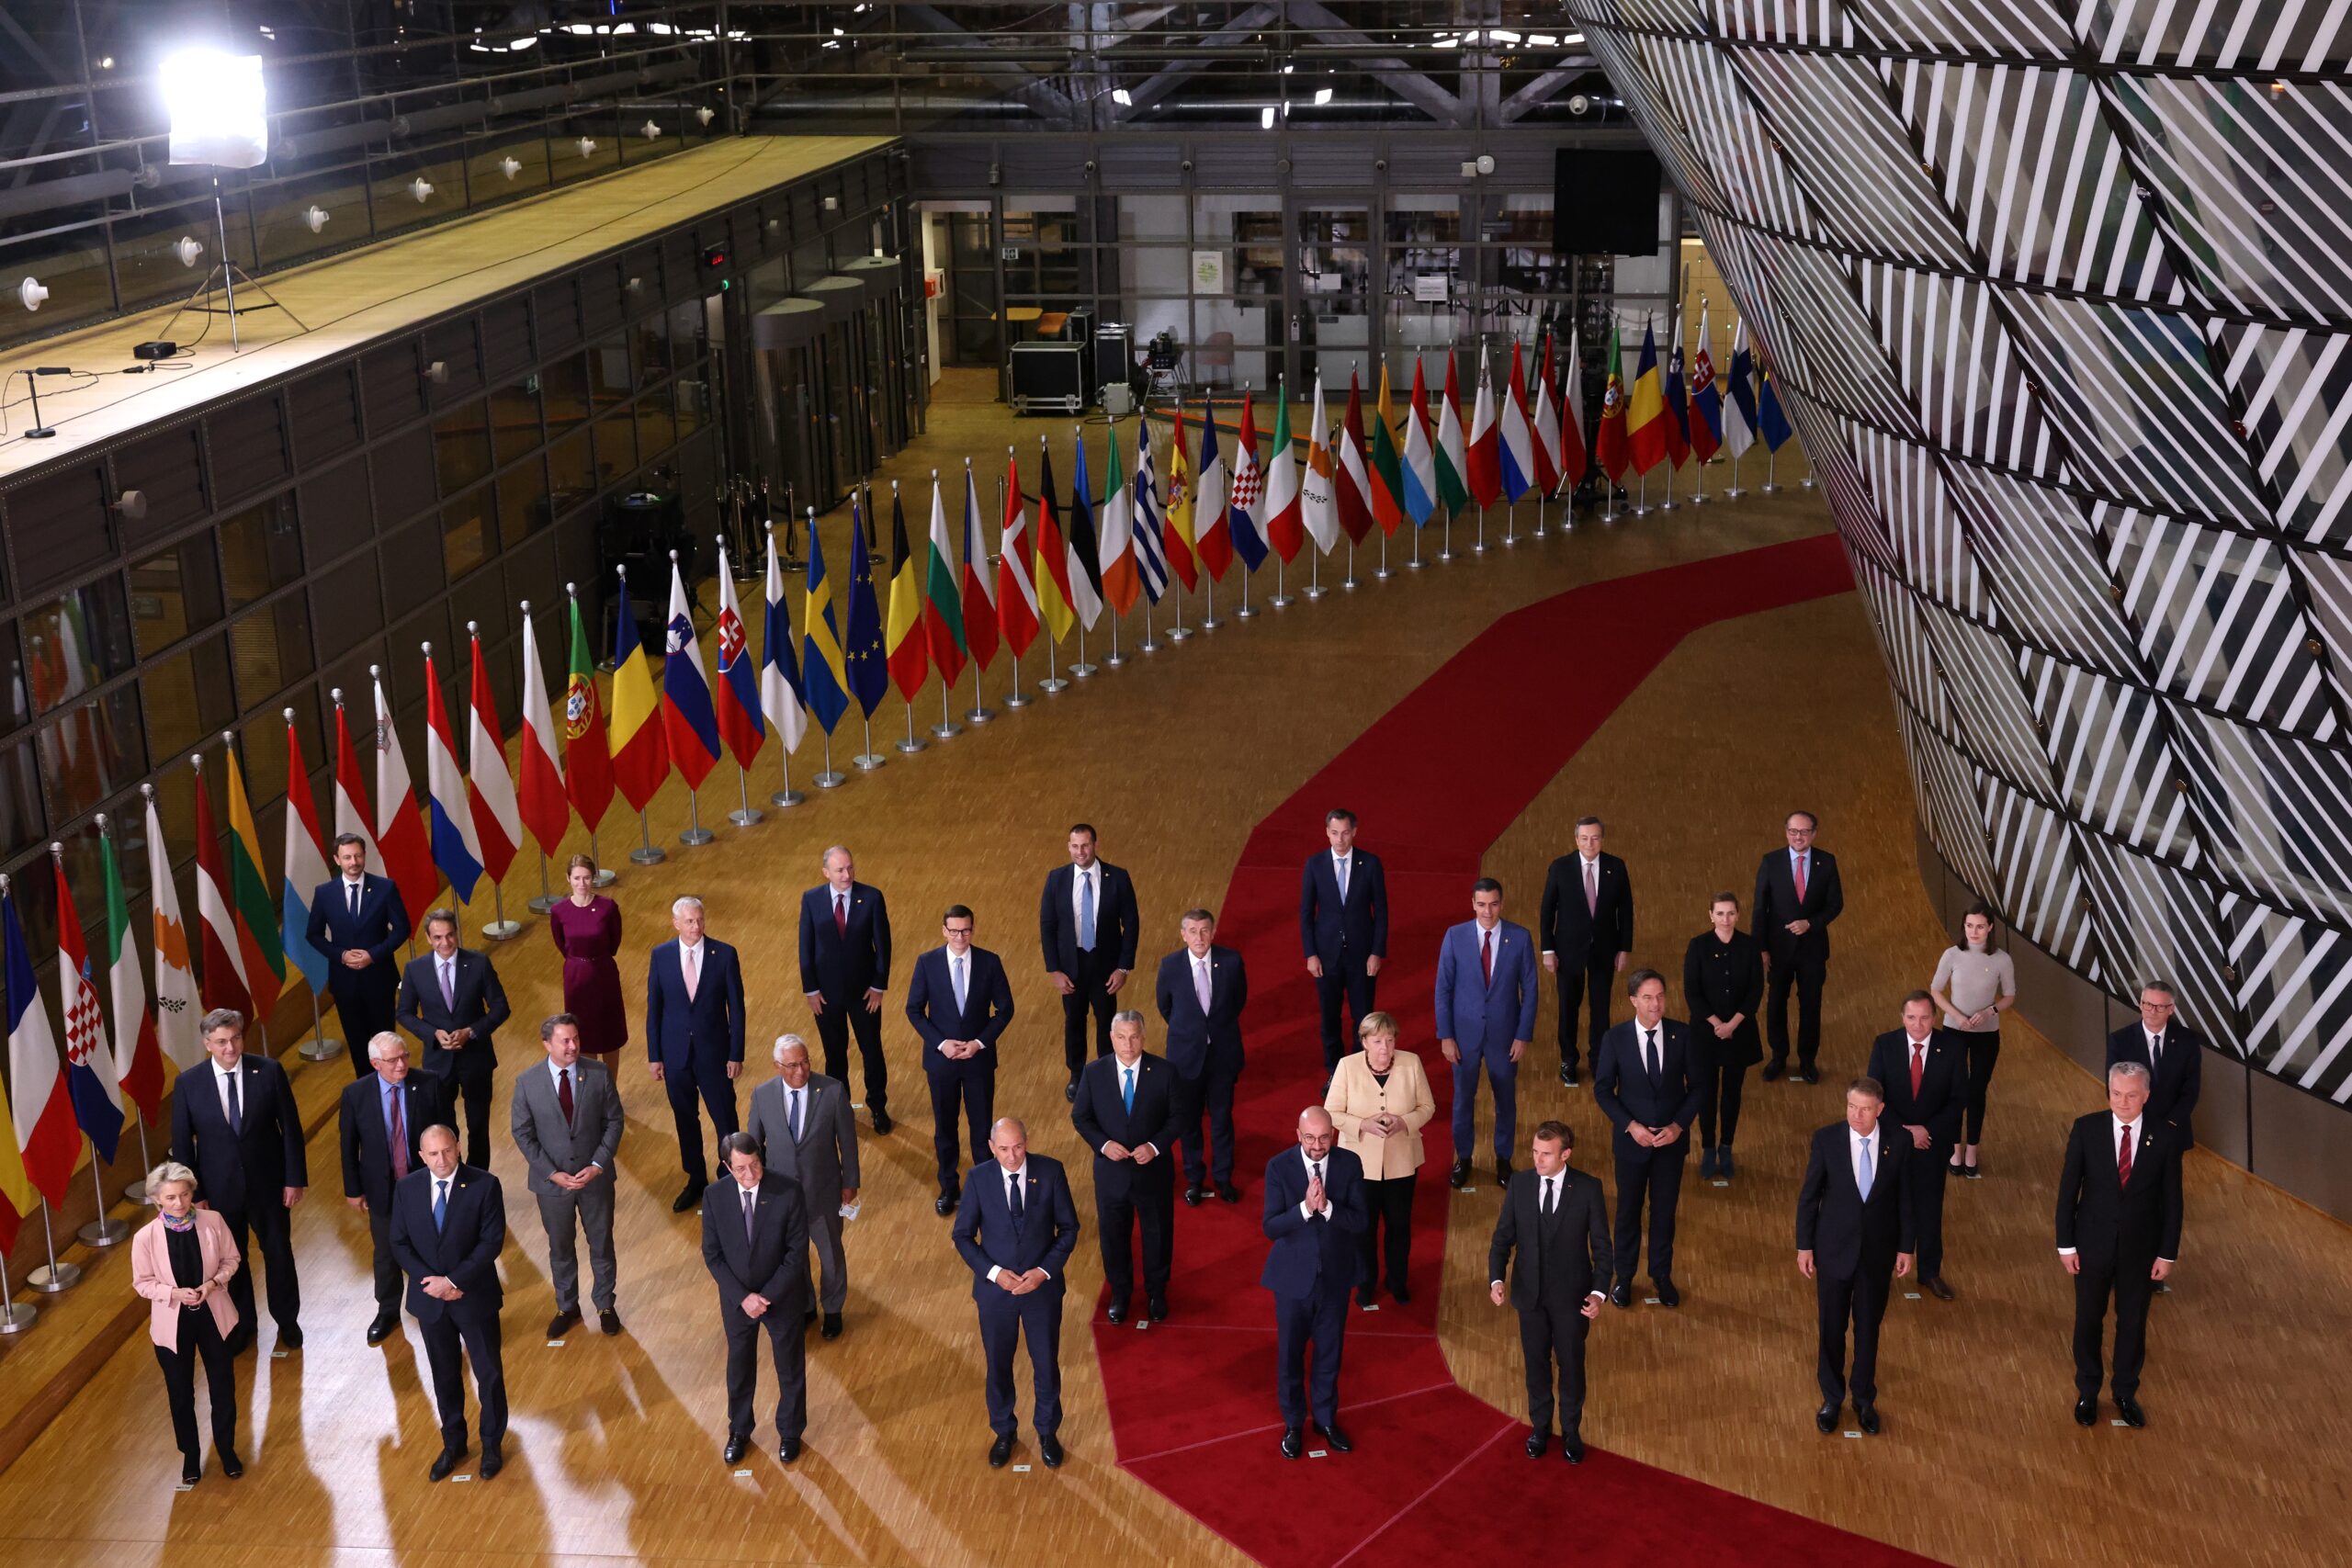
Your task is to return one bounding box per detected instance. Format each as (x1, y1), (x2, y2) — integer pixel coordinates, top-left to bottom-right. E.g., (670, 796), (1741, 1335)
(1152, 946), (1248, 1079)
(389, 1164), (505, 1326)
(1538, 852), (1634, 966)
(338, 1071), (451, 1212)
(1298, 848), (1388, 965)
(1591, 1019), (1703, 1144)
(1071, 1051), (1181, 1200)
(1489, 1165), (1611, 1308)
(1682, 929), (1764, 1068)
(2054, 1112), (2183, 1269)
(169, 1055), (308, 1212)
(701, 1171), (812, 1324)
(395, 948), (513, 1080)
(1040, 860), (1140, 975)
(797, 881), (892, 1000)
(2105, 1023), (2203, 1143)
(1864, 1029), (1968, 1147)
(1795, 1122), (1913, 1280)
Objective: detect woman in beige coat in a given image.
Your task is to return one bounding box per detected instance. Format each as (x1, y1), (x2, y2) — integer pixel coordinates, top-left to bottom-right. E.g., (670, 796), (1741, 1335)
(1324, 1010), (1436, 1307)
(130, 1161), (243, 1485)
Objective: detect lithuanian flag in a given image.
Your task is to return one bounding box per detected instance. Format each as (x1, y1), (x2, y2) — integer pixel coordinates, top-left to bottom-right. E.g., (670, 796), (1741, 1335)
(221, 741), (284, 1017)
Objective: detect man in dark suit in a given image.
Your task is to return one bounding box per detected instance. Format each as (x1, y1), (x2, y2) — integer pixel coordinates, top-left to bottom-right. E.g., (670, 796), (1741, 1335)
(1538, 817), (1634, 1088)
(1154, 908), (1249, 1206)
(394, 908), (512, 1171)
(1262, 1106), (1368, 1459)
(1436, 877), (1540, 1188)
(1591, 970), (1702, 1308)
(1796, 1078), (1915, 1435)
(389, 1124), (507, 1481)
(647, 895), (748, 1211)
(2057, 1062), (2182, 1428)
(1040, 824), (1140, 1100)
(701, 1132), (812, 1464)
(797, 845), (894, 1133)
(338, 1031), (449, 1346)
(510, 1013), (625, 1340)
(1071, 1012), (1181, 1325)
(905, 905), (1015, 1214)
(1298, 807), (1387, 1074)
(170, 1007), (308, 1353)
(2105, 980), (2202, 1148)
(1487, 1121), (1611, 1461)
(953, 1118), (1080, 1469)
(1753, 809), (1843, 1083)
(305, 833), (413, 1077)
(745, 1037), (859, 1337)
(1865, 992), (1968, 1300)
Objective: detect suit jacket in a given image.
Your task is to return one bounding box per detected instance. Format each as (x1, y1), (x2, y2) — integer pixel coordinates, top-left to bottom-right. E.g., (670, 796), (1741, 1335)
(2105, 1023), (2203, 1141)
(953, 1156), (1080, 1301)
(1795, 1122), (1914, 1280)
(797, 882), (892, 1002)
(509, 1057), (624, 1196)
(1433, 919), (1539, 1053)
(746, 1073), (860, 1207)
(1323, 1048), (1435, 1179)
(1537, 852), (1634, 965)
(1864, 1029), (1968, 1147)
(905, 944), (1015, 1068)
(645, 937), (747, 1076)
(395, 947), (513, 1080)
(2054, 1112), (2183, 1268)
(1153, 945), (1249, 1079)
(304, 874), (412, 1004)
(388, 1164), (506, 1326)
(1752, 846), (1843, 964)
(1071, 1051), (1182, 1201)
(1039, 860), (1141, 975)
(1489, 1165), (1612, 1308)
(169, 1055), (309, 1212)
(130, 1209), (241, 1349)
(1260, 1145), (1368, 1298)
(701, 1171), (811, 1324)
(1591, 1019), (1704, 1143)
(338, 1071), (451, 1211)
(1298, 848), (1388, 965)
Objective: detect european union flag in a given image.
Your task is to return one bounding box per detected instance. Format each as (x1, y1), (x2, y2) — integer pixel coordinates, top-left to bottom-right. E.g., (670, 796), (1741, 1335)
(844, 498), (889, 718)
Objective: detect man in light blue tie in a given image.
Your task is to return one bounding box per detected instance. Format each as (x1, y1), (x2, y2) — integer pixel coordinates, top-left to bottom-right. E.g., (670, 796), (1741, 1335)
(746, 1037), (859, 1338)
(1794, 1078), (1914, 1435)
(1042, 825), (1141, 1100)
(1072, 1012), (1180, 1324)
(390, 1125), (508, 1480)
(908, 906), (1016, 1215)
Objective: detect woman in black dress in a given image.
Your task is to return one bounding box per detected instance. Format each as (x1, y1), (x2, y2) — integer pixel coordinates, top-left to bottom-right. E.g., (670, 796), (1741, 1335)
(1682, 891), (1764, 1180)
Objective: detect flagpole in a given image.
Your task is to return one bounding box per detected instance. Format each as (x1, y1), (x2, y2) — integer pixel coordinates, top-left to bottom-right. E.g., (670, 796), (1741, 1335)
(771, 729), (805, 806)
(1441, 511), (1454, 562)
(632, 808), (665, 863)
(1663, 453), (1679, 512)
(898, 697), (927, 754)
(813, 733), (845, 789)
(0, 1243), (33, 1331)
(77, 1138), (129, 1247)
(1141, 602), (1159, 653)
(1204, 577), (1221, 628)
(1272, 556), (1293, 609)
(1167, 581), (1190, 640)
(1764, 450), (1779, 495)
(934, 678), (964, 739)
(123, 1107), (154, 1207)
(1004, 652), (1031, 708)
(28, 1202), (78, 1292)
(729, 765), (763, 826)
(1410, 521), (1424, 570)
(1073, 624), (1096, 679)
(1475, 504), (1487, 555)
(854, 717), (888, 769)
(1306, 550), (1323, 602)
(1635, 472), (1651, 517)
(1533, 491), (1544, 539)
(1724, 445), (1745, 500)
(1039, 637), (1068, 694)
(586, 827), (617, 886)
(1105, 613), (1123, 669)
(1377, 530), (1391, 580)
(1344, 540), (1358, 591)
(527, 854), (555, 915)
(1503, 498), (1516, 547)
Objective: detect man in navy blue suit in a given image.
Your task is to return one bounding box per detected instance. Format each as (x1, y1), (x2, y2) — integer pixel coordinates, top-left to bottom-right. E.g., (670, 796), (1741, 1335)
(1864, 993), (1967, 1301)
(953, 1118), (1080, 1470)
(1262, 1106), (1367, 1458)
(1153, 908), (1249, 1206)
(797, 845), (894, 1132)
(1592, 971), (1702, 1308)
(306, 833), (413, 1077)
(1071, 1012), (1180, 1324)
(1299, 808), (1388, 1074)
(1796, 1078), (1915, 1435)
(1436, 877), (1539, 1189)
(389, 1124), (507, 1482)
(647, 895), (747, 1211)
(337, 1031), (449, 1347)
(1040, 824), (1141, 1100)
(906, 905), (1016, 1215)
(394, 909), (512, 1171)
(2104, 980), (2202, 1149)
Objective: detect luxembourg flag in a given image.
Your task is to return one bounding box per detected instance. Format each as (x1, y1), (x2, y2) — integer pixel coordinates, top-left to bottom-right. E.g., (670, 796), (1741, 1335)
(761, 528), (809, 753)
(465, 629), (522, 885)
(713, 547), (766, 768)
(374, 671), (438, 929)
(421, 645), (485, 904)
(1499, 339), (1537, 502)
(662, 559), (723, 792)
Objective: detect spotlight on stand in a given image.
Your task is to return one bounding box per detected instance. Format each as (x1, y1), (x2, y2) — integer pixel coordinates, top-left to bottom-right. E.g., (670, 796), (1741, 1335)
(159, 46), (306, 351)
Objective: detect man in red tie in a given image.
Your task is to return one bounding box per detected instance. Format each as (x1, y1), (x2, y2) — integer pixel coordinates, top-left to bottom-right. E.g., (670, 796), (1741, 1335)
(2056, 1061), (2181, 1428)
(649, 897), (749, 1212)
(1436, 878), (1539, 1189)
(339, 1032), (449, 1346)
(1754, 811), (1843, 1083)
(1865, 994), (1966, 1300)
(797, 846), (896, 1134)
(511, 1014), (626, 1339)
(1538, 818), (1635, 1089)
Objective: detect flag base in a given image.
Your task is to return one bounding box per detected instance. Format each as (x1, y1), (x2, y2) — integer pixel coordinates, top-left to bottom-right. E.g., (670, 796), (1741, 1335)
(1801, 476), (1815, 489)
(299, 1033), (343, 1063)
(853, 752), (888, 770)
(630, 845), (668, 863)
(0, 1303), (32, 1333)
(1003, 691), (1033, 706)
(894, 732), (927, 754)
(29, 1261), (80, 1292)
(1723, 486), (1747, 499)
(1166, 626), (1193, 641)
(1139, 636), (1160, 653)
(966, 705), (995, 724)
(1235, 604), (1256, 619)
(1071, 662), (1098, 679)
(1760, 483), (1779, 495)
(1342, 574), (1358, 591)
(1269, 594), (1295, 609)
(594, 868), (618, 886)
(678, 828), (716, 845)
(1305, 584), (1326, 600)
(481, 919), (524, 940)
(812, 769), (847, 788)
(1105, 651), (1125, 668)
(727, 807), (764, 826)
(1690, 492), (1711, 504)
(1633, 503), (1654, 516)
(123, 1179), (155, 1206)
(1375, 566), (1393, 580)
(1036, 677), (1069, 694)
(526, 894), (560, 914)
(1660, 500), (1680, 512)
(930, 719), (966, 739)
(78, 1214), (130, 1248)
(770, 788), (807, 807)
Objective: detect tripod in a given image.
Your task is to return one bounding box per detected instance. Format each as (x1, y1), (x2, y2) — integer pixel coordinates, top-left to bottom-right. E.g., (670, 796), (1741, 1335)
(161, 177), (309, 351)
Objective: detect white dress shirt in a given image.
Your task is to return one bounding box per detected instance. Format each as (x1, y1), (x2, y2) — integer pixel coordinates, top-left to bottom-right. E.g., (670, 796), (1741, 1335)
(342, 874), (366, 914)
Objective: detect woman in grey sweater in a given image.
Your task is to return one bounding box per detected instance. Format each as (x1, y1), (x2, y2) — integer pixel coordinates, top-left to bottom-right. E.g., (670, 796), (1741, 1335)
(1928, 901), (2016, 1179)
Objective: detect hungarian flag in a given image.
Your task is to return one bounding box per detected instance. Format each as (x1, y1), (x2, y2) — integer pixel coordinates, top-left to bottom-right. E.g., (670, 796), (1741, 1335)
(800, 521), (852, 735)
(1530, 335), (1562, 495)
(103, 817), (164, 1120)
(1098, 430), (1140, 616)
(1758, 363), (1794, 451)
(1402, 357), (1439, 527)
(958, 461), (999, 671)
(713, 547), (766, 767)
(1724, 320), (1758, 458)
(1162, 409), (1199, 592)
(1689, 306), (1724, 464)
(1663, 317), (1691, 468)
(516, 606), (570, 855)
(5, 879), (76, 1204)
(1195, 398), (1233, 579)
(376, 671), (442, 928)
(1299, 375), (1337, 557)
(1337, 374), (1374, 546)
(1065, 434), (1106, 631)
(1369, 363), (1405, 535)
(1034, 440), (1078, 644)
(924, 471), (968, 688)
(54, 851), (122, 1163)
(466, 629), (523, 883)
(280, 715), (333, 998)
(1435, 355), (1471, 516)
(191, 756), (252, 1018)
(608, 571), (673, 809)
(563, 592), (615, 831)
(1498, 340), (1537, 503)
(422, 646), (487, 902)
(1558, 328), (1590, 488)
(885, 484), (930, 702)
(221, 741), (284, 1017)
(843, 501), (890, 719)
(334, 691), (382, 872)
(1597, 321), (1632, 482)
(1263, 383), (1304, 562)
(761, 526), (810, 751)
(661, 558), (722, 792)
(1466, 346), (1502, 506)
(144, 792), (200, 1072)
(1626, 317), (1668, 475)
(997, 449), (1042, 659)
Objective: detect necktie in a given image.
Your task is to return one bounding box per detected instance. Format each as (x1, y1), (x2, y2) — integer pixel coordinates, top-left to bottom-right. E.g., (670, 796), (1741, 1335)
(684, 944), (699, 1001)
(1793, 852), (1808, 900)
(2149, 1033), (2162, 1067)
(2118, 1124), (2134, 1187)
(1585, 859), (1598, 914)
(439, 959), (456, 1010)
(225, 1070), (243, 1134)
(1480, 928), (1494, 985)
(743, 1187), (757, 1249)
(1857, 1137), (1874, 1200)
(953, 954), (968, 1012)
(348, 881), (359, 916)
(1910, 1043), (1926, 1100)
(789, 1088), (804, 1142)
(1008, 1171), (1026, 1231)
(1337, 855), (1350, 899)
(1079, 871), (1096, 951)
(389, 1088), (410, 1179)
(1543, 1176), (1556, 1216)
(1194, 959), (1211, 1011)
(557, 1067), (573, 1124)
(1309, 1159), (1325, 1214)
(1645, 1029), (1661, 1089)
(433, 1178), (449, 1234)
(834, 892), (848, 937)
(1122, 1065), (1136, 1113)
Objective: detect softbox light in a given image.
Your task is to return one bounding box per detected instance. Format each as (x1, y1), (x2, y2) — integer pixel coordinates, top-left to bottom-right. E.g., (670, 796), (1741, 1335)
(163, 49), (268, 168)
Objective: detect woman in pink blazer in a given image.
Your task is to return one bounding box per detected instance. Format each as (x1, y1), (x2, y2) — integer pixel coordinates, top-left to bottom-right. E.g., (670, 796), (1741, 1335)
(130, 1162), (243, 1485)
(1323, 1010), (1436, 1309)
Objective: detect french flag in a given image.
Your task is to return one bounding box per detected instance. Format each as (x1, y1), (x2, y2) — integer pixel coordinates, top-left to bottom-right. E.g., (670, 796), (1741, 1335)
(465, 628), (522, 885)
(421, 645), (485, 903)
(662, 557), (723, 792)
(713, 547), (765, 768)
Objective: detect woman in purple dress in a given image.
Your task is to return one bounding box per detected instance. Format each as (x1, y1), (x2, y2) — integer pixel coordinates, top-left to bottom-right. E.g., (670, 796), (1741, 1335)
(549, 853), (628, 1060)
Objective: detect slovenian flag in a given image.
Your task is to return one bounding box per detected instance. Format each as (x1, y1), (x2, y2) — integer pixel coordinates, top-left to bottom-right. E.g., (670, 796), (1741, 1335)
(662, 558), (723, 791)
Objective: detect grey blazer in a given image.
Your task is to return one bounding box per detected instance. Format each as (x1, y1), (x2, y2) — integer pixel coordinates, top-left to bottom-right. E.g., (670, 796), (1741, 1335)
(510, 1056), (624, 1195)
(747, 1073), (861, 1205)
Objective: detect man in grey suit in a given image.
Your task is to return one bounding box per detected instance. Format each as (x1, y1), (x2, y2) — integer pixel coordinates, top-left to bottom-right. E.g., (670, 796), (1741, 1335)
(510, 1013), (625, 1340)
(747, 1035), (860, 1339)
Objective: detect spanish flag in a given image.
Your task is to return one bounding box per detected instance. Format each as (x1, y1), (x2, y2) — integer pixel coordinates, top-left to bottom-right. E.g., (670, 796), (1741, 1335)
(606, 573), (671, 812)
(1625, 316), (1668, 475)
(1163, 408), (1199, 592)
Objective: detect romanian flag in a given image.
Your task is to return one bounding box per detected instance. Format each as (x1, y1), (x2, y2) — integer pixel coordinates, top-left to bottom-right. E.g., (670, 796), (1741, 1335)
(924, 471), (968, 689)
(1163, 408), (1199, 592)
(1626, 317), (1668, 475)
(885, 483), (930, 702)
(1034, 439), (1078, 644)
(563, 592), (615, 831)
(221, 739), (284, 1017)
(1596, 321), (1631, 482)
(1369, 363), (1405, 535)
(800, 522), (852, 735)
(607, 572), (672, 812)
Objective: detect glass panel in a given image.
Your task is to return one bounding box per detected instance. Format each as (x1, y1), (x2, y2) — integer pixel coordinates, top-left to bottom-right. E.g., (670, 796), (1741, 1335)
(668, 298), (709, 366)
(435, 399), (494, 497)
(443, 489), (493, 581)
(635, 310), (672, 386)
(548, 427), (594, 514)
(1300, 205), (1372, 389)
(499, 459), (550, 545)
(25, 578), (136, 714)
(130, 536), (226, 656)
(635, 383), (677, 462)
(0, 738), (42, 860)
(490, 377), (542, 468)
(228, 597), (315, 707)
(542, 353), (590, 434)
(593, 409), (637, 487)
(40, 683), (143, 821)
(220, 497), (303, 610)
(0, 622), (28, 735)
(590, 335), (635, 411)
(143, 636), (236, 762)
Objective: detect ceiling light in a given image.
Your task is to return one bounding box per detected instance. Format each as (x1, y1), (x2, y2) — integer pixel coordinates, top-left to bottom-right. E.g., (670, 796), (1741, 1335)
(1261, 106), (1275, 130)
(1313, 87), (1332, 106)
(1112, 88), (1132, 106)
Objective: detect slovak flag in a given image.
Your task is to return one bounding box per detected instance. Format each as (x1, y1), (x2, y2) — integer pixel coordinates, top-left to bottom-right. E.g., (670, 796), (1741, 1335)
(662, 558), (723, 792)
(421, 644), (486, 903)
(713, 548), (766, 768)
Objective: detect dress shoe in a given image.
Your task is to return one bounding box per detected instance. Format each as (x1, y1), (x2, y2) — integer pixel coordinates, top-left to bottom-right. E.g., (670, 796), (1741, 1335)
(1560, 1064), (1578, 1088)
(724, 1433), (751, 1465)
(1963, 1159), (1983, 1179)
(1610, 1285), (1632, 1310)
(1356, 1286), (1377, 1311)
(1924, 1277), (1956, 1302)
(2117, 1396), (2145, 1428)
(988, 1433), (1014, 1468)
(673, 1179), (705, 1213)
(1816, 1402), (1839, 1434)
(1148, 1297), (1168, 1323)
(806, 1304), (820, 1325)
(600, 1308), (623, 1337)
(1388, 1282), (1411, 1304)
(429, 1446), (466, 1483)
(1495, 1157), (1513, 1185)
(1720, 1148), (1736, 1179)
(480, 1445), (503, 1479)
(821, 1312), (843, 1340)
(1699, 1148), (1717, 1179)
(936, 1193), (958, 1216)
(1563, 1435), (1585, 1464)
(1216, 1180), (1242, 1204)
(1183, 1183), (1204, 1206)
(1064, 1081), (1079, 1103)
(547, 1309), (581, 1340)
(1655, 1279), (1681, 1308)
(1038, 1431), (1065, 1469)
(1316, 1422), (1353, 1453)
(365, 1314), (399, 1347)
(219, 1450), (243, 1480)
(278, 1325), (303, 1350)
(871, 1111), (892, 1135)
(1796, 1067), (1821, 1084)
(2074, 1398), (2098, 1427)
(1449, 1159), (1471, 1190)
(2154, 1280), (2170, 1294)
(1107, 1302), (1129, 1325)
(780, 1437), (803, 1462)
(1856, 1404), (1881, 1436)
(1524, 1430), (1549, 1459)
(1280, 1426), (1303, 1460)
(1762, 1061), (1785, 1082)
(180, 1454), (201, 1487)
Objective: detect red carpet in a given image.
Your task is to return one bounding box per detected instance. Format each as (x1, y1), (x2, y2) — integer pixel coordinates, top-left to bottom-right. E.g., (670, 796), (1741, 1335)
(1092, 534), (1939, 1566)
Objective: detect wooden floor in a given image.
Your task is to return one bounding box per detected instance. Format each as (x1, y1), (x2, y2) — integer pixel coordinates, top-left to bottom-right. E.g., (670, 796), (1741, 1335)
(1, 389), (2346, 1568)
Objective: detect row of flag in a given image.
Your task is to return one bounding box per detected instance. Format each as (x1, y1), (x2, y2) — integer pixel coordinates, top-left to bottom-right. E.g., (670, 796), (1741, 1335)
(1604, 309), (1794, 482)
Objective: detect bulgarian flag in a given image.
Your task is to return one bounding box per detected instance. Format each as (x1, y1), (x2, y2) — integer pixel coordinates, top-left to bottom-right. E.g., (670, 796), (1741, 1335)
(924, 468), (968, 689)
